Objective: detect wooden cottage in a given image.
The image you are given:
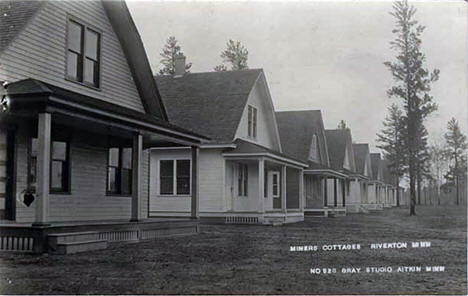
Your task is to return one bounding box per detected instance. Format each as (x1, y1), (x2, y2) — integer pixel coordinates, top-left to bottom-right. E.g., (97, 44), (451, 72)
(381, 159), (397, 207)
(368, 153), (385, 210)
(149, 69), (308, 224)
(0, 0), (207, 253)
(276, 110), (346, 217)
(324, 129), (359, 215)
(348, 143), (373, 213)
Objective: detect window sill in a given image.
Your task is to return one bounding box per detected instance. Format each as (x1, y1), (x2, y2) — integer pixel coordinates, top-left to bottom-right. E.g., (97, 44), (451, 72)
(158, 195), (191, 198)
(50, 191), (72, 196)
(65, 77), (101, 91)
(106, 193), (132, 198)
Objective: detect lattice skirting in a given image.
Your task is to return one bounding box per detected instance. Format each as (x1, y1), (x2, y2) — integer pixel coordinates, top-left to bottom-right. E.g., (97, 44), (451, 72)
(225, 216), (259, 224)
(0, 236), (34, 252)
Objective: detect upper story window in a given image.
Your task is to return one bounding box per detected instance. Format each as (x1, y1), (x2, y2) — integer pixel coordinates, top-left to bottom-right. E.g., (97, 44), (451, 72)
(247, 105), (257, 139)
(309, 134), (319, 162)
(67, 18), (101, 88)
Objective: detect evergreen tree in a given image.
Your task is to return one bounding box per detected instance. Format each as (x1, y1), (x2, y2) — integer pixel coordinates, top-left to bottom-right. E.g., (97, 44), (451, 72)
(384, 0), (439, 215)
(429, 139), (447, 206)
(415, 124), (430, 205)
(444, 117), (467, 205)
(215, 40), (248, 71)
(158, 36), (192, 75)
(338, 120), (347, 129)
(377, 104), (406, 206)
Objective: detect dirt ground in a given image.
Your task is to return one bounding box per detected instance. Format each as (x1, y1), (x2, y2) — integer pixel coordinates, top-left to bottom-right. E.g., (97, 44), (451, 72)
(0, 205), (466, 295)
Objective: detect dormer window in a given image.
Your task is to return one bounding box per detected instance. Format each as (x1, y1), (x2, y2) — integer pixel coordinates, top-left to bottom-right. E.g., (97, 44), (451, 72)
(309, 134), (319, 162)
(248, 105), (257, 139)
(66, 18), (101, 88)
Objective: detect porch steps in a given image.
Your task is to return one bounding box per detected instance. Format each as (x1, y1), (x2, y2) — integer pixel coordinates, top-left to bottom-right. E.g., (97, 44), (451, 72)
(54, 240), (108, 255)
(48, 231), (107, 254)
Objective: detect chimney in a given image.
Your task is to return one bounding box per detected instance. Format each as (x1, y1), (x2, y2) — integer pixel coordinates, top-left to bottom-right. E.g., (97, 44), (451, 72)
(174, 53), (186, 77)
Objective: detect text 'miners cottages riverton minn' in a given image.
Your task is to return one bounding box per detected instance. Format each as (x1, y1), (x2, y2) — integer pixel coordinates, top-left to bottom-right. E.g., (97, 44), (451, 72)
(0, 0), (400, 254)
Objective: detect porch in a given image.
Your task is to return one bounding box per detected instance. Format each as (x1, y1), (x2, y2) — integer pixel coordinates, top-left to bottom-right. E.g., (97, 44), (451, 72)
(303, 166), (348, 217)
(223, 148), (307, 225)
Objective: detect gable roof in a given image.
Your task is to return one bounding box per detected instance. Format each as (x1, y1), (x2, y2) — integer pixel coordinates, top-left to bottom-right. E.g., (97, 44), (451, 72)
(0, 0), (44, 54)
(325, 129), (355, 172)
(370, 153), (382, 181)
(276, 110), (329, 166)
(155, 69), (263, 143)
(353, 143), (370, 176)
(0, 0), (167, 120)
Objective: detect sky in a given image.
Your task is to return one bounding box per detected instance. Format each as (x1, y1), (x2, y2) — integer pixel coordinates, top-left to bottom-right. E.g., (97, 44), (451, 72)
(127, 0), (467, 153)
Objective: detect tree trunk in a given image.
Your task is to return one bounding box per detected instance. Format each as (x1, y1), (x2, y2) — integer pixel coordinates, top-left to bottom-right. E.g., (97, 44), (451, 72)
(416, 172), (421, 205)
(456, 175), (460, 206)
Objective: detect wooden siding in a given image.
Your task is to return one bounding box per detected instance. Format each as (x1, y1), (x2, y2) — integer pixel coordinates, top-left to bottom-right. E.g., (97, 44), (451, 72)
(0, 1), (145, 112)
(15, 128), (149, 223)
(198, 149), (226, 212)
(234, 77), (281, 151)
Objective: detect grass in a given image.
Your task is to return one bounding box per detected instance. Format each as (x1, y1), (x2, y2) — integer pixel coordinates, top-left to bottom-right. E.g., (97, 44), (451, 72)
(0, 205), (466, 295)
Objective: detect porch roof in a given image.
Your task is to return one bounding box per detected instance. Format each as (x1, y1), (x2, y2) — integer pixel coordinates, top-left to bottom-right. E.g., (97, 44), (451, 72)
(2, 78), (209, 145)
(304, 161), (347, 178)
(222, 139), (308, 168)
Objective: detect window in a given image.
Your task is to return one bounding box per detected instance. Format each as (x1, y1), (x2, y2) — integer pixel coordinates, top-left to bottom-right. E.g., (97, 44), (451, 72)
(67, 18), (101, 88)
(28, 138), (70, 193)
(309, 134), (319, 161)
(247, 105), (257, 139)
(272, 172), (279, 198)
(159, 159), (191, 196)
(238, 163), (248, 197)
(107, 148), (132, 195)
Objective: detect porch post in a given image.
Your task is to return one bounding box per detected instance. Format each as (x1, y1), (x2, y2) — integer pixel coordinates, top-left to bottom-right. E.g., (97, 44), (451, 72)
(299, 169), (304, 212)
(258, 158), (265, 213)
(131, 133), (143, 222)
(33, 113), (51, 226)
(191, 146), (199, 219)
(281, 165), (287, 213)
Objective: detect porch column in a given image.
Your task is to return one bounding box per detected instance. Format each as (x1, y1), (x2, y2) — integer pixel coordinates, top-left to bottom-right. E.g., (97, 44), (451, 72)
(191, 146), (199, 219)
(131, 133), (143, 222)
(299, 169), (304, 212)
(33, 113), (51, 226)
(281, 165), (287, 213)
(258, 158), (265, 213)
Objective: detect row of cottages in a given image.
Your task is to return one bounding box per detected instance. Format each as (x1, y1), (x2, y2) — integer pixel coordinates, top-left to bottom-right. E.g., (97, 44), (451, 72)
(0, 0), (401, 253)
(0, 0), (209, 253)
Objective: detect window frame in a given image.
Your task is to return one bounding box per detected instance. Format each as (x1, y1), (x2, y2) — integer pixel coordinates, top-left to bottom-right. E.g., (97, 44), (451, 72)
(237, 163), (248, 197)
(247, 105), (258, 139)
(158, 159), (192, 197)
(28, 137), (71, 194)
(65, 15), (102, 90)
(271, 171), (280, 198)
(106, 147), (133, 196)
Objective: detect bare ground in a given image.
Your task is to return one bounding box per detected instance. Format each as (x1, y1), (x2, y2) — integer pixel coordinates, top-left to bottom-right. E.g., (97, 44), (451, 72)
(0, 205), (466, 295)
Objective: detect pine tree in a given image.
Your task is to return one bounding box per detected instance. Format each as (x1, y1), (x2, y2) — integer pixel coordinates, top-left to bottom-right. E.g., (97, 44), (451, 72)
(338, 120), (347, 129)
(158, 36), (192, 75)
(377, 104), (406, 206)
(444, 117), (467, 205)
(415, 124), (430, 205)
(429, 139), (447, 206)
(384, 0), (439, 215)
(215, 40), (248, 71)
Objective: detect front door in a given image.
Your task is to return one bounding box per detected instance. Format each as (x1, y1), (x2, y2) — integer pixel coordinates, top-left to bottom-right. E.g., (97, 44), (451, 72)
(0, 129), (15, 220)
(266, 171), (280, 211)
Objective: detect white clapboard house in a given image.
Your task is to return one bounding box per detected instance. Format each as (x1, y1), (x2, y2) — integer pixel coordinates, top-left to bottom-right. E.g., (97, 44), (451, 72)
(0, 0), (208, 254)
(348, 143), (373, 213)
(368, 153), (385, 210)
(275, 110), (347, 217)
(149, 66), (308, 224)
